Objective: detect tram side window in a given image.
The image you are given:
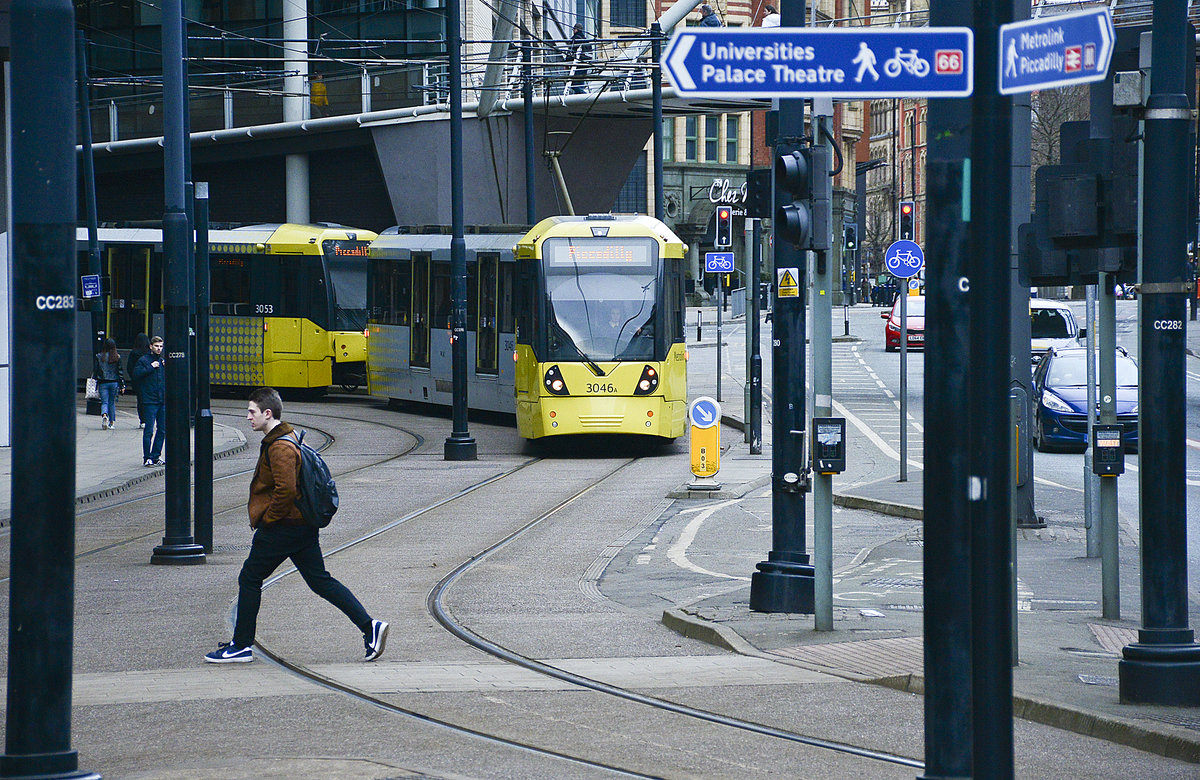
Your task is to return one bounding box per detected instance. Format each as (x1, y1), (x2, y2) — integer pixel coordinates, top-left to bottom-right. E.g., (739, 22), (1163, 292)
(211, 257), (251, 315)
(476, 253), (499, 375)
(370, 258), (410, 325)
(411, 253), (431, 368)
(666, 265), (683, 342)
(431, 262), (452, 330)
(499, 263), (515, 335)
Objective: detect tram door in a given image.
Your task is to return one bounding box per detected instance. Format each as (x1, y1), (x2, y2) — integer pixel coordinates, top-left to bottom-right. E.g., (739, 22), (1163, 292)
(476, 253), (498, 375)
(410, 253), (430, 368)
(106, 245), (152, 348)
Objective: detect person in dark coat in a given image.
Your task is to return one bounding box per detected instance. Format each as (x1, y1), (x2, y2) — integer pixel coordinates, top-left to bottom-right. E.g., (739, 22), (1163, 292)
(133, 336), (166, 466)
(699, 4), (723, 26)
(127, 332), (150, 429)
(92, 338), (125, 429)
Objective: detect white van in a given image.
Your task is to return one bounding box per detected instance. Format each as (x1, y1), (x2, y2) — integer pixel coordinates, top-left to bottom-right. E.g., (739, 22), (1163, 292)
(1030, 299), (1080, 365)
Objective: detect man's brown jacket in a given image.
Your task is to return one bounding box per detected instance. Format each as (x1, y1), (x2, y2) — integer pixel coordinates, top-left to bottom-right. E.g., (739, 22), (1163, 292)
(249, 421), (306, 528)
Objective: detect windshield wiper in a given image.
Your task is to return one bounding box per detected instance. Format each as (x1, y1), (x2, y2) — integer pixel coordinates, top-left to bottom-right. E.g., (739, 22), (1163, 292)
(556, 329), (605, 376)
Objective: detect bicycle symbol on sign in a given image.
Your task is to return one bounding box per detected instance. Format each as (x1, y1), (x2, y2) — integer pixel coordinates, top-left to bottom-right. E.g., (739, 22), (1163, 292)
(894, 250), (921, 269)
(884, 48), (931, 78)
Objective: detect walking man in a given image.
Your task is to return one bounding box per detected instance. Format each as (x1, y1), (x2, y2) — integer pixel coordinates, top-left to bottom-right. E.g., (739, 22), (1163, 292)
(205, 386), (388, 664)
(133, 335), (166, 466)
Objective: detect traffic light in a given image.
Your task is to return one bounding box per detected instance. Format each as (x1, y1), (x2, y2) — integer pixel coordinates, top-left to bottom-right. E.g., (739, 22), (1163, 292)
(898, 201), (915, 241)
(775, 144), (830, 249)
(843, 224), (858, 251)
(715, 205), (733, 248)
(744, 169), (772, 219)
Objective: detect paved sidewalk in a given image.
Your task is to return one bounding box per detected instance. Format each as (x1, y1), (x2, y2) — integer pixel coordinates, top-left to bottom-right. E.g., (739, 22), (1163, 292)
(665, 304), (1200, 765)
(0, 398), (246, 525)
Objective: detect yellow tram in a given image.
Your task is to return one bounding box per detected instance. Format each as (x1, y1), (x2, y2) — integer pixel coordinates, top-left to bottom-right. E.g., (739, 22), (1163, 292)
(78, 223), (377, 391)
(513, 215), (689, 440)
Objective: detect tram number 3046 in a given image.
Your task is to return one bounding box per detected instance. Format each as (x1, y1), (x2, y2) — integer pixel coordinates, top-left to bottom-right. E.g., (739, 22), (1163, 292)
(586, 383), (617, 394)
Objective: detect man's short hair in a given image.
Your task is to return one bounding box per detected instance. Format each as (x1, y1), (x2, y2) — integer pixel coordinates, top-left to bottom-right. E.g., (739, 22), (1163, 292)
(701, 4), (712, 11)
(249, 387), (284, 420)
(149, 336), (163, 345)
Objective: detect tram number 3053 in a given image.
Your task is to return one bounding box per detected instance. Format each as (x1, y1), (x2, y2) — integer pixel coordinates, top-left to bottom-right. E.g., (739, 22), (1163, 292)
(586, 382), (617, 394)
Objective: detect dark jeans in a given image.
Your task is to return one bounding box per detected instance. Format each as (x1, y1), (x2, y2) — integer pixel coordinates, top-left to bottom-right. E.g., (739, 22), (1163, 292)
(141, 402), (166, 461)
(232, 524), (371, 648)
(98, 381), (119, 421)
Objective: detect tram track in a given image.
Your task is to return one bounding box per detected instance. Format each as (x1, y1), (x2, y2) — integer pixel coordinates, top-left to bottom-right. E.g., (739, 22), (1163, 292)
(0, 401), (424, 581)
(252, 448), (925, 776)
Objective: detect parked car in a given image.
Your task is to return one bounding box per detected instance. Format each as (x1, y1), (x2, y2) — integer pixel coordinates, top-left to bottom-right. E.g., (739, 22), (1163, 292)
(882, 294), (924, 351)
(1030, 299), (1080, 366)
(1032, 346), (1139, 453)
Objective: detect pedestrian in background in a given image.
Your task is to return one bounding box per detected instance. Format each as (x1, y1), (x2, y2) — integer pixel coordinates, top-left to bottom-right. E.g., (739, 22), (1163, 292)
(133, 336), (166, 466)
(127, 332), (150, 429)
(92, 338), (125, 430)
(309, 73), (329, 118)
(569, 23), (593, 94)
(699, 4), (723, 26)
(760, 4), (779, 27)
(204, 386), (388, 664)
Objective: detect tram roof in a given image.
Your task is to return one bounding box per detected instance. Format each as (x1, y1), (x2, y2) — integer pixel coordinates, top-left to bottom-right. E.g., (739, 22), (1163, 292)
(520, 214), (685, 250)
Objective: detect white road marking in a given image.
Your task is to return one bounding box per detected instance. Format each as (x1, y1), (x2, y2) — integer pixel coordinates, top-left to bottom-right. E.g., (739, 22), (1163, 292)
(667, 500), (750, 581)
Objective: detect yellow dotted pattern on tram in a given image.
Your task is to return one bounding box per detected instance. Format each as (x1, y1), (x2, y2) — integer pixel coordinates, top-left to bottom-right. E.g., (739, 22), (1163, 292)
(210, 316), (265, 386)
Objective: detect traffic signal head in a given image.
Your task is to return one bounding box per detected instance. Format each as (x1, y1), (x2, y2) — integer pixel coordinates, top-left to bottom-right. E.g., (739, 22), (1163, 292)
(898, 201), (915, 241)
(843, 224), (858, 251)
(776, 148), (813, 246)
(715, 206), (733, 248)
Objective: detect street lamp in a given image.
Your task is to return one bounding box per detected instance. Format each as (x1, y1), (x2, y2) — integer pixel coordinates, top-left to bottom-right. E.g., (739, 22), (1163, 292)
(855, 159), (887, 303)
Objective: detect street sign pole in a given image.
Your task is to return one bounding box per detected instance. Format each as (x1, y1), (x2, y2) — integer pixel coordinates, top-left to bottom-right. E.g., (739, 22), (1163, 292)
(813, 109), (834, 632)
(750, 0), (814, 615)
(716, 271), (722, 403)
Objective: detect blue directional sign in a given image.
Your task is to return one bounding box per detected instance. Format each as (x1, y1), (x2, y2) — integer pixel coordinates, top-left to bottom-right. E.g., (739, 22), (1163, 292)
(663, 27), (974, 99)
(705, 252), (735, 274)
(689, 396), (721, 429)
(999, 8), (1113, 95)
(885, 240), (924, 279)
(80, 274), (102, 299)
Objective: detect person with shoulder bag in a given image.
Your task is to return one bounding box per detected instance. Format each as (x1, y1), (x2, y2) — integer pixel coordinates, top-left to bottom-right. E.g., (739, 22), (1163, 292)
(204, 386), (388, 664)
(93, 338), (125, 430)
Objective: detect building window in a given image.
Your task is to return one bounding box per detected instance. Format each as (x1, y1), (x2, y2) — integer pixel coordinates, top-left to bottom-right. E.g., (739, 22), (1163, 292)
(663, 118), (675, 162)
(609, 0), (646, 28)
(613, 153), (649, 214)
(704, 116), (719, 162)
(725, 115), (739, 163)
(685, 116), (698, 161)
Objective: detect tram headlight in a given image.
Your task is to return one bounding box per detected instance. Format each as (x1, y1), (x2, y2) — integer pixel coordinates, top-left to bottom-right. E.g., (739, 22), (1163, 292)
(633, 365), (659, 396)
(543, 365), (570, 396)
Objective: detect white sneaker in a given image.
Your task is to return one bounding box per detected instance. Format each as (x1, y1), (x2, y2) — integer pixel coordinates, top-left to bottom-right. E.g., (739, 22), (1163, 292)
(101, 414), (109, 430)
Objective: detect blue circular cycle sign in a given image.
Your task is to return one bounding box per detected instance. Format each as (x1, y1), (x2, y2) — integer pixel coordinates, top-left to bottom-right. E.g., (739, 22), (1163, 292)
(885, 240), (924, 279)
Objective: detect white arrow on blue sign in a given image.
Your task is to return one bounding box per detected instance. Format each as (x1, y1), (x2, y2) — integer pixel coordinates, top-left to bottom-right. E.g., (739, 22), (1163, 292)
(998, 8), (1114, 95)
(663, 27), (974, 99)
(705, 252), (735, 274)
(689, 396), (721, 429)
(885, 240), (924, 279)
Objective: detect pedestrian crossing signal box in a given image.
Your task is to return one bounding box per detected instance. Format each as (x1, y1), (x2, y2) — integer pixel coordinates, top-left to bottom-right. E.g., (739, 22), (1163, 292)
(812, 417), (846, 475)
(1092, 424), (1124, 477)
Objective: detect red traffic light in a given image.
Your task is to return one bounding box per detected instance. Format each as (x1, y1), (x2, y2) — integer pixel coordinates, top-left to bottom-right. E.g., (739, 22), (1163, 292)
(900, 202), (913, 216)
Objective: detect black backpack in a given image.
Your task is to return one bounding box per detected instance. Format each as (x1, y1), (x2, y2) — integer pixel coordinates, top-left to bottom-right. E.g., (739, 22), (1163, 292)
(267, 430), (338, 528)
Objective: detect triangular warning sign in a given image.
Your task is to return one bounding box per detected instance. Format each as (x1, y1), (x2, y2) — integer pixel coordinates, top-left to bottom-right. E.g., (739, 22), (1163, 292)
(779, 269), (797, 287)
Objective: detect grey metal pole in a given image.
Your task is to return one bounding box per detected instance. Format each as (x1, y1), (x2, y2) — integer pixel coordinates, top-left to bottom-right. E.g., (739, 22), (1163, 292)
(813, 113), (834, 632)
(151, 0), (204, 565)
(2, 2), (100, 777)
(445, 0), (477, 461)
(652, 23), (665, 221)
(76, 31), (106, 416)
(716, 272), (723, 403)
(1097, 274), (1119, 619)
(750, 218), (763, 454)
(194, 183), (213, 554)
(899, 285), (908, 482)
(1084, 286), (1100, 558)
(744, 218), (754, 443)
(523, 30), (536, 225)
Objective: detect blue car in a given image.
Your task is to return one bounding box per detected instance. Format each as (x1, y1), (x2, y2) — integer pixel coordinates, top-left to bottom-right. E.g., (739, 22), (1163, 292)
(1032, 346), (1139, 453)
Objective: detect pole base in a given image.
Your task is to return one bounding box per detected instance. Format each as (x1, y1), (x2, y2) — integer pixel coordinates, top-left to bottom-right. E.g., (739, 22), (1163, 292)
(150, 543), (206, 565)
(0, 749), (100, 779)
(750, 561), (815, 614)
(1119, 640), (1200, 705)
(444, 436), (477, 461)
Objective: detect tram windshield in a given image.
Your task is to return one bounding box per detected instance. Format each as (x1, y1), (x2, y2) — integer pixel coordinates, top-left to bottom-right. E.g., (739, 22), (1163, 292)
(541, 237), (660, 362)
(323, 240), (370, 331)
